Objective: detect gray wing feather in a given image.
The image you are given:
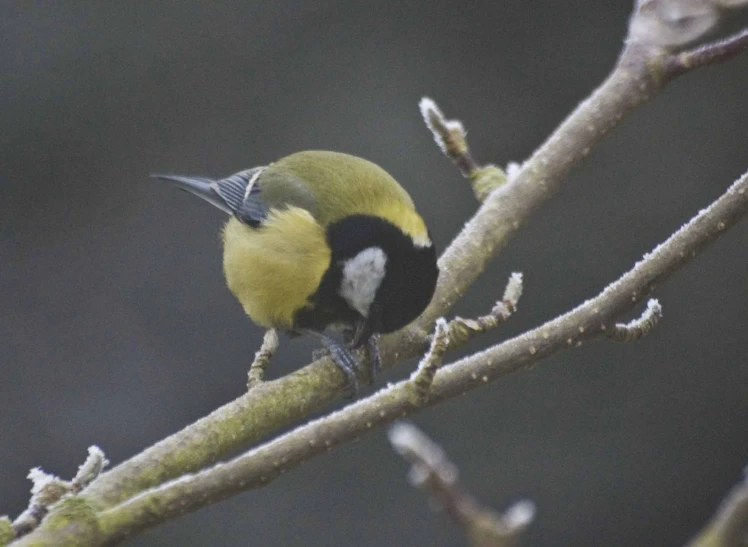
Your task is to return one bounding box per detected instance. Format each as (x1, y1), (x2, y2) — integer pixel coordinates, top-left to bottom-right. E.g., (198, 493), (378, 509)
(214, 167), (268, 227)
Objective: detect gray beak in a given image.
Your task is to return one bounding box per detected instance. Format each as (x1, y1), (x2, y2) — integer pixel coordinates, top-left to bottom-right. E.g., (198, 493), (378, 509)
(151, 174), (232, 214)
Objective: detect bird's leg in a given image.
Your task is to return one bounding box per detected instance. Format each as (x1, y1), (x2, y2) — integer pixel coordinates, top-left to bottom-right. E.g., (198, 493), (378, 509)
(347, 320), (381, 384)
(303, 330), (359, 396)
(319, 336), (360, 396)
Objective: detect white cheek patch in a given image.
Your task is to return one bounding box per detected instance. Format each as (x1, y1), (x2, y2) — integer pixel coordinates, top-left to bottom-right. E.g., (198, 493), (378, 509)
(338, 247), (387, 318)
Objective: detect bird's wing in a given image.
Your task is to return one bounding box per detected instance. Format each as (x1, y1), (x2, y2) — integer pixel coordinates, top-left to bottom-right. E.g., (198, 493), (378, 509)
(214, 168), (269, 227)
(256, 151), (415, 229)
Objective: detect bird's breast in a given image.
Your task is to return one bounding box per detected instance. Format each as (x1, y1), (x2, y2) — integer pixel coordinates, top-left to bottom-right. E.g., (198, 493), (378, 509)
(221, 209), (331, 330)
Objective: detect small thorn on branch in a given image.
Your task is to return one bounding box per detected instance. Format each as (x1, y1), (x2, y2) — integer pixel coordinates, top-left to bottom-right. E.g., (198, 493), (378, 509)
(388, 422), (535, 547)
(247, 329), (279, 389)
(10, 446), (108, 539)
(410, 318), (450, 400)
(446, 273), (523, 347)
(419, 97), (507, 201)
(608, 298), (663, 342)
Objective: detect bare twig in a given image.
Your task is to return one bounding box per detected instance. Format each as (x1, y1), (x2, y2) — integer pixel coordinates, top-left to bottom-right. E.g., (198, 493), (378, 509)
(74, 170), (748, 545)
(420, 97), (508, 201)
(10, 447), (108, 539)
(411, 273), (523, 401)
(664, 28), (748, 79)
(686, 469), (748, 547)
(72, 447), (110, 492)
(410, 319), (450, 401)
(445, 273), (523, 347)
(420, 98), (478, 176)
(388, 422), (534, 547)
(247, 329), (279, 389)
(608, 298), (663, 342)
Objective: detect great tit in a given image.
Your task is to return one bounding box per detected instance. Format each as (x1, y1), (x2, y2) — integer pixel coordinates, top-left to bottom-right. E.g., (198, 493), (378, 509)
(154, 150), (438, 391)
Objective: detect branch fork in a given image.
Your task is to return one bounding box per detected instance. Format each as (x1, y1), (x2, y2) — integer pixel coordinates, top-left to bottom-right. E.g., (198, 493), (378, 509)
(7, 446), (108, 540)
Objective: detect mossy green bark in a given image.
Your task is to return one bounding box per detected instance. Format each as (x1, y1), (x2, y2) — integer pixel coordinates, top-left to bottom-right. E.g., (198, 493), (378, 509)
(14, 498), (101, 547)
(470, 165), (507, 202)
(0, 517), (14, 546)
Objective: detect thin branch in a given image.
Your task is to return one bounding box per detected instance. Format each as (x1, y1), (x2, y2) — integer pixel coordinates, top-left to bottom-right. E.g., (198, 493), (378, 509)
(419, 97), (508, 201)
(410, 319), (450, 401)
(445, 272), (523, 347)
(76, 170), (748, 545)
(388, 422), (534, 547)
(411, 273), (523, 402)
(420, 97), (478, 176)
(608, 298), (663, 342)
(686, 469), (748, 547)
(247, 329), (279, 389)
(664, 28), (748, 79)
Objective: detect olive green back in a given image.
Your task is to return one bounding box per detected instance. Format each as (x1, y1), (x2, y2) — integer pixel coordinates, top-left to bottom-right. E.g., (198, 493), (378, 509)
(257, 151), (416, 228)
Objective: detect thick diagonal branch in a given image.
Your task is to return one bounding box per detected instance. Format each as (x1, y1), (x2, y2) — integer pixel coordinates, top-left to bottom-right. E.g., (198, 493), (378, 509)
(68, 170), (748, 545)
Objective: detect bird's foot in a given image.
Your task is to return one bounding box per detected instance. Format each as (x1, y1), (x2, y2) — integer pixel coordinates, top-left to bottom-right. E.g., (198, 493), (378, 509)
(303, 330), (359, 396)
(319, 335), (359, 396)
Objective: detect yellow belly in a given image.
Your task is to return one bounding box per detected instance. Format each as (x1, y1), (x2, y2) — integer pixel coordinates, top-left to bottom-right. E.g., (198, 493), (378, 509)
(222, 208), (331, 330)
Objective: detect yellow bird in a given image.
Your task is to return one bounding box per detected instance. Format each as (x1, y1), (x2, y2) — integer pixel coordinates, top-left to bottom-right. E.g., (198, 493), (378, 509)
(154, 151), (438, 392)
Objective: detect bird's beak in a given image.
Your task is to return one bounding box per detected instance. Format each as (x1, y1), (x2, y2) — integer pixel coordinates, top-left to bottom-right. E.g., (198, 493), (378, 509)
(151, 174), (231, 214)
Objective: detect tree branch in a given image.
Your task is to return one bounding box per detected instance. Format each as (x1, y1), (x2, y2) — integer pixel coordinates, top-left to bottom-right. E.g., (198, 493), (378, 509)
(61, 170), (748, 544)
(388, 422), (535, 547)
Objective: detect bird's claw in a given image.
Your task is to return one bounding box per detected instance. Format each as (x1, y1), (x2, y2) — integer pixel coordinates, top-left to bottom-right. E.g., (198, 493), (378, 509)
(318, 336), (359, 397)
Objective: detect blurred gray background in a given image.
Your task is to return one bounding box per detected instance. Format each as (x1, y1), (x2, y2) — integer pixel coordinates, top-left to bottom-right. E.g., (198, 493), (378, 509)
(2, 1), (747, 546)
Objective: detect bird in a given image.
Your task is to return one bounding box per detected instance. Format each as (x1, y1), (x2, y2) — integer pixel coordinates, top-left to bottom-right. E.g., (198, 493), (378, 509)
(154, 150), (439, 393)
